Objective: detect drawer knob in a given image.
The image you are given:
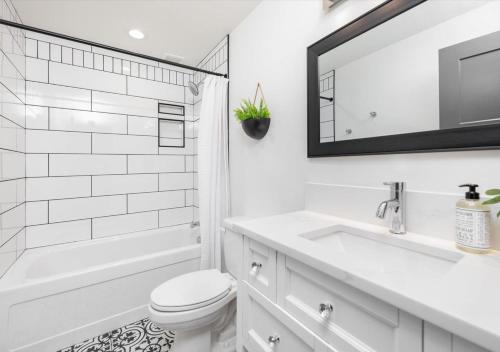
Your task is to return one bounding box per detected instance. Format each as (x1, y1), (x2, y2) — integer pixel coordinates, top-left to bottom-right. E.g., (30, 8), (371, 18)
(268, 334), (280, 347)
(319, 303), (334, 319)
(249, 262), (262, 276)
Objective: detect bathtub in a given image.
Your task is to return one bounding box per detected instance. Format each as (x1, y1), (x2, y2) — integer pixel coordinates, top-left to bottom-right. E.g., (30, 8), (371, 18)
(0, 225), (201, 352)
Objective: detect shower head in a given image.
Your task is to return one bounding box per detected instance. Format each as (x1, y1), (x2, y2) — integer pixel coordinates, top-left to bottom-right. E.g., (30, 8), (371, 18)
(188, 81), (200, 96)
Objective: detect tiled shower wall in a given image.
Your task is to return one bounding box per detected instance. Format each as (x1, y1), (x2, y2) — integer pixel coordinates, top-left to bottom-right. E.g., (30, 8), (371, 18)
(192, 36), (229, 217)
(0, 0), (26, 276)
(24, 32), (199, 248)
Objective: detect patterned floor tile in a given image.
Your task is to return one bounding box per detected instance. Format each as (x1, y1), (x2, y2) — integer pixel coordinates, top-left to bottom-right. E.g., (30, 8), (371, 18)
(57, 318), (175, 352)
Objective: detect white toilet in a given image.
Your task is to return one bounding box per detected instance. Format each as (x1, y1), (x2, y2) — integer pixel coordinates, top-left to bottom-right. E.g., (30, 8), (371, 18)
(148, 230), (241, 352)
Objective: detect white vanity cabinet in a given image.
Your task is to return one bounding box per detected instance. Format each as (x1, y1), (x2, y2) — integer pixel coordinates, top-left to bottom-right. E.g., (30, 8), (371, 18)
(236, 236), (491, 352)
(423, 323), (489, 352)
(276, 255), (421, 352)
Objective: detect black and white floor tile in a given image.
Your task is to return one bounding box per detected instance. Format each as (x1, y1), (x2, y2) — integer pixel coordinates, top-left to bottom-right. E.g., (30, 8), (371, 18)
(57, 318), (175, 352)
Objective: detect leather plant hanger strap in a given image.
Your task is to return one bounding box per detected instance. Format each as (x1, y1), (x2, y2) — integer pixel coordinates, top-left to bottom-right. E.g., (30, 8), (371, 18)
(253, 82), (267, 106)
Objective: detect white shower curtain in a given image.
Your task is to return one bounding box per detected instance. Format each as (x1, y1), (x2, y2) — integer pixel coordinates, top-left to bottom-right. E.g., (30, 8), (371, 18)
(198, 75), (230, 270)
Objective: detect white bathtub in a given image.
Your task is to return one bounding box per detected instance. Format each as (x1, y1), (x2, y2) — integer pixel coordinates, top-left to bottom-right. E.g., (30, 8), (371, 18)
(0, 225), (201, 352)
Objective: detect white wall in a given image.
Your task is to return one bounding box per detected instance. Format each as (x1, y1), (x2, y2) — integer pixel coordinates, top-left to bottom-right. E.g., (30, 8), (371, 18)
(229, 0), (386, 216)
(229, 0), (500, 246)
(0, 0), (26, 276)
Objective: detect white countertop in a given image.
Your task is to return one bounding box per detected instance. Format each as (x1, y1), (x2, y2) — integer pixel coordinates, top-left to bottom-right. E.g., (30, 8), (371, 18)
(224, 211), (500, 352)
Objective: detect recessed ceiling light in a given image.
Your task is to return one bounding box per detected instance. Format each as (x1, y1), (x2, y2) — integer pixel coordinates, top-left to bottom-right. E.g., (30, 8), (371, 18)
(129, 29), (144, 40)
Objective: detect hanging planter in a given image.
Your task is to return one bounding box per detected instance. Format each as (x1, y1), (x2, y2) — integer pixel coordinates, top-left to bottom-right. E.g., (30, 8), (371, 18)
(234, 82), (270, 140)
(241, 118), (270, 140)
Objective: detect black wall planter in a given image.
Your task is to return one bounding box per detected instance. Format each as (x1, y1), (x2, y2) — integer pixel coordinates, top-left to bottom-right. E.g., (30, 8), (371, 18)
(242, 118), (270, 140)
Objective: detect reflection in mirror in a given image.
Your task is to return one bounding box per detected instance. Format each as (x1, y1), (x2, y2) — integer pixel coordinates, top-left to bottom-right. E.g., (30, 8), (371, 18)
(318, 0), (500, 143)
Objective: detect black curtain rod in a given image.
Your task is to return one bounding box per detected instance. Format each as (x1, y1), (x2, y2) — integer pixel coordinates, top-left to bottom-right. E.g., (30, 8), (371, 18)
(0, 18), (228, 78)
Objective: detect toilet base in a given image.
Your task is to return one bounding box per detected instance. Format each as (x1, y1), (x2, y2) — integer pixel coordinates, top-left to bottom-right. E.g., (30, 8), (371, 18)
(170, 327), (211, 352)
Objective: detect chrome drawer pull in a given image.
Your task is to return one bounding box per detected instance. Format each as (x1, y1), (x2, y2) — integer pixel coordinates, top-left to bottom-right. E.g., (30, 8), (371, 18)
(249, 262), (262, 276)
(268, 334), (280, 347)
(319, 302), (334, 319)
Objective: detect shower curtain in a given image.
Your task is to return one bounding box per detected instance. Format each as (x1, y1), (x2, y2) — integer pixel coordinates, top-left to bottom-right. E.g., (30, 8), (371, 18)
(198, 75), (230, 270)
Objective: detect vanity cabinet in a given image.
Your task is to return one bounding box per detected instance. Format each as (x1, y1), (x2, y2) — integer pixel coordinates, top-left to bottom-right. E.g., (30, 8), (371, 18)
(277, 255), (421, 352)
(423, 323), (489, 352)
(236, 236), (491, 352)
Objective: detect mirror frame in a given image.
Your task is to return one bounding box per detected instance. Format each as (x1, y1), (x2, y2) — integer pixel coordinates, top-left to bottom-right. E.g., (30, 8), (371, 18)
(307, 0), (500, 157)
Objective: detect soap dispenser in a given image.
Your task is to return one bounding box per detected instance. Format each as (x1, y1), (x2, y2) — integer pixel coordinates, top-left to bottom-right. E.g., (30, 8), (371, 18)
(455, 184), (491, 253)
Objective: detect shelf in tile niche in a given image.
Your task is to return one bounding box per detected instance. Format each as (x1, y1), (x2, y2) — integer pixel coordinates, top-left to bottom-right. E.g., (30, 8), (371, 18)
(57, 318), (174, 352)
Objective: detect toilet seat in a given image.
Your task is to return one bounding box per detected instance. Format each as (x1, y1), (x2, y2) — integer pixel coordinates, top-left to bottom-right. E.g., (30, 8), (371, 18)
(150, 269), (232, 312)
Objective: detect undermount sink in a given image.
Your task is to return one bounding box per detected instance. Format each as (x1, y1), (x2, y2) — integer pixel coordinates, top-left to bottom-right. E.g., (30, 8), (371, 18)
(299, 225), (463, 280)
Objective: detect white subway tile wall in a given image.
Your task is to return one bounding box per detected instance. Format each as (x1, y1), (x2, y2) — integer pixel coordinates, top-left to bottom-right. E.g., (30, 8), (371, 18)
(0, 0), (26, 276)
(22, 32), (231, 248)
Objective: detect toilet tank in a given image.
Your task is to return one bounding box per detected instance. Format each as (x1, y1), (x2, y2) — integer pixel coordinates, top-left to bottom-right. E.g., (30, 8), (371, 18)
(222, 228), (243, 279)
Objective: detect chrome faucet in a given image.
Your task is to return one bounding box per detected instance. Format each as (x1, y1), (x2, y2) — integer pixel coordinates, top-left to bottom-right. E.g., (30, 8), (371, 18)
(376, 182), (406, 234)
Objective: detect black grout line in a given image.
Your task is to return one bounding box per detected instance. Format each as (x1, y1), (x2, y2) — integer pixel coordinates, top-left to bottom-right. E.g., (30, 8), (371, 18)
(0, 111), (26, 130)
(26, 188), (190, 202)
(30, 204), (194, 227)
(27, 80), (192, 107)
(26, 171), (195, 179)
(0, 146), (25, 154)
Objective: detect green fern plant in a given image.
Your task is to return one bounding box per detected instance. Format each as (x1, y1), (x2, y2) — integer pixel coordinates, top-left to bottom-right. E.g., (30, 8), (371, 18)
(234, 98), (270, 122)
(483, 189), (500, 217)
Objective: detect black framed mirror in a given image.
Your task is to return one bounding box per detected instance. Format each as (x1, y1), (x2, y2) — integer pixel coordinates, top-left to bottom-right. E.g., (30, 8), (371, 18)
(307, 0), (500, 157)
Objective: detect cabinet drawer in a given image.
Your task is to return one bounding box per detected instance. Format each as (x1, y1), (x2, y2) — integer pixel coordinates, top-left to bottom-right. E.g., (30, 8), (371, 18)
(244, 238), (277, 302)
(277, 256), (421, 352)
(241, 281), (335, 352)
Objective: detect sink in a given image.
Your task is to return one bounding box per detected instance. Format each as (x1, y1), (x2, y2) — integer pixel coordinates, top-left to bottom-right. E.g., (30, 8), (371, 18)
(299, 225), (463, 281)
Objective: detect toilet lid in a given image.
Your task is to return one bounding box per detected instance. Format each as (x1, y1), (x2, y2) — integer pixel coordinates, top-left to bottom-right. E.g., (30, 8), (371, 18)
(150, 269), (232, 312)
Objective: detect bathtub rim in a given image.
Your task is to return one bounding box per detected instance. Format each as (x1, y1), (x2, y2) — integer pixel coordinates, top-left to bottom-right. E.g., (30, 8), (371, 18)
(0, 224), (201, 292)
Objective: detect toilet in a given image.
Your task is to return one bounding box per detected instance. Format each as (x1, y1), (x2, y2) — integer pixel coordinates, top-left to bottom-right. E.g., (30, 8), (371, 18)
(148, 230), (241, 352)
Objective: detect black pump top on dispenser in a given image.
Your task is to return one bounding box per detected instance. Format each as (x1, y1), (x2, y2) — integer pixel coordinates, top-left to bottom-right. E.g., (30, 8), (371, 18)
(459, 184), (480, 200)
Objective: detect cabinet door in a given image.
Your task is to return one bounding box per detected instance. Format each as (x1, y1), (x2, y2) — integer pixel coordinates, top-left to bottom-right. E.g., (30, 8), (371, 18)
(243, 238), (277, 302)
(240, 281), (330, 352)
(277, 255), (422, 352)
(423, 322), (491, 352)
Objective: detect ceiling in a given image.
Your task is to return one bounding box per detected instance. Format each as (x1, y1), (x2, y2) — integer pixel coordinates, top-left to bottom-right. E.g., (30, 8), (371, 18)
(13, 0), (260, 66)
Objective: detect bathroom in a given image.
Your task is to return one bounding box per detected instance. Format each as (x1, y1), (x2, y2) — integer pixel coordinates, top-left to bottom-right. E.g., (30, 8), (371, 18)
(0, 0), (500, 351)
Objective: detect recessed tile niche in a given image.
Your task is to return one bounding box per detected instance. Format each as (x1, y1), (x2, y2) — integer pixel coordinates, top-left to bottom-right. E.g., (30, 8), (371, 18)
(159, 103), (185, 148)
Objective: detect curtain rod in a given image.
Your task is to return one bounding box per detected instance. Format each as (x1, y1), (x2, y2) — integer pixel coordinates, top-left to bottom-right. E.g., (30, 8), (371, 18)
(0, 18), (228, 78)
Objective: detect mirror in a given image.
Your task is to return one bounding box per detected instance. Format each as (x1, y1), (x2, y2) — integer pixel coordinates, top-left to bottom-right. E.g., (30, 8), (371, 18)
(308, 0), (500, 156)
